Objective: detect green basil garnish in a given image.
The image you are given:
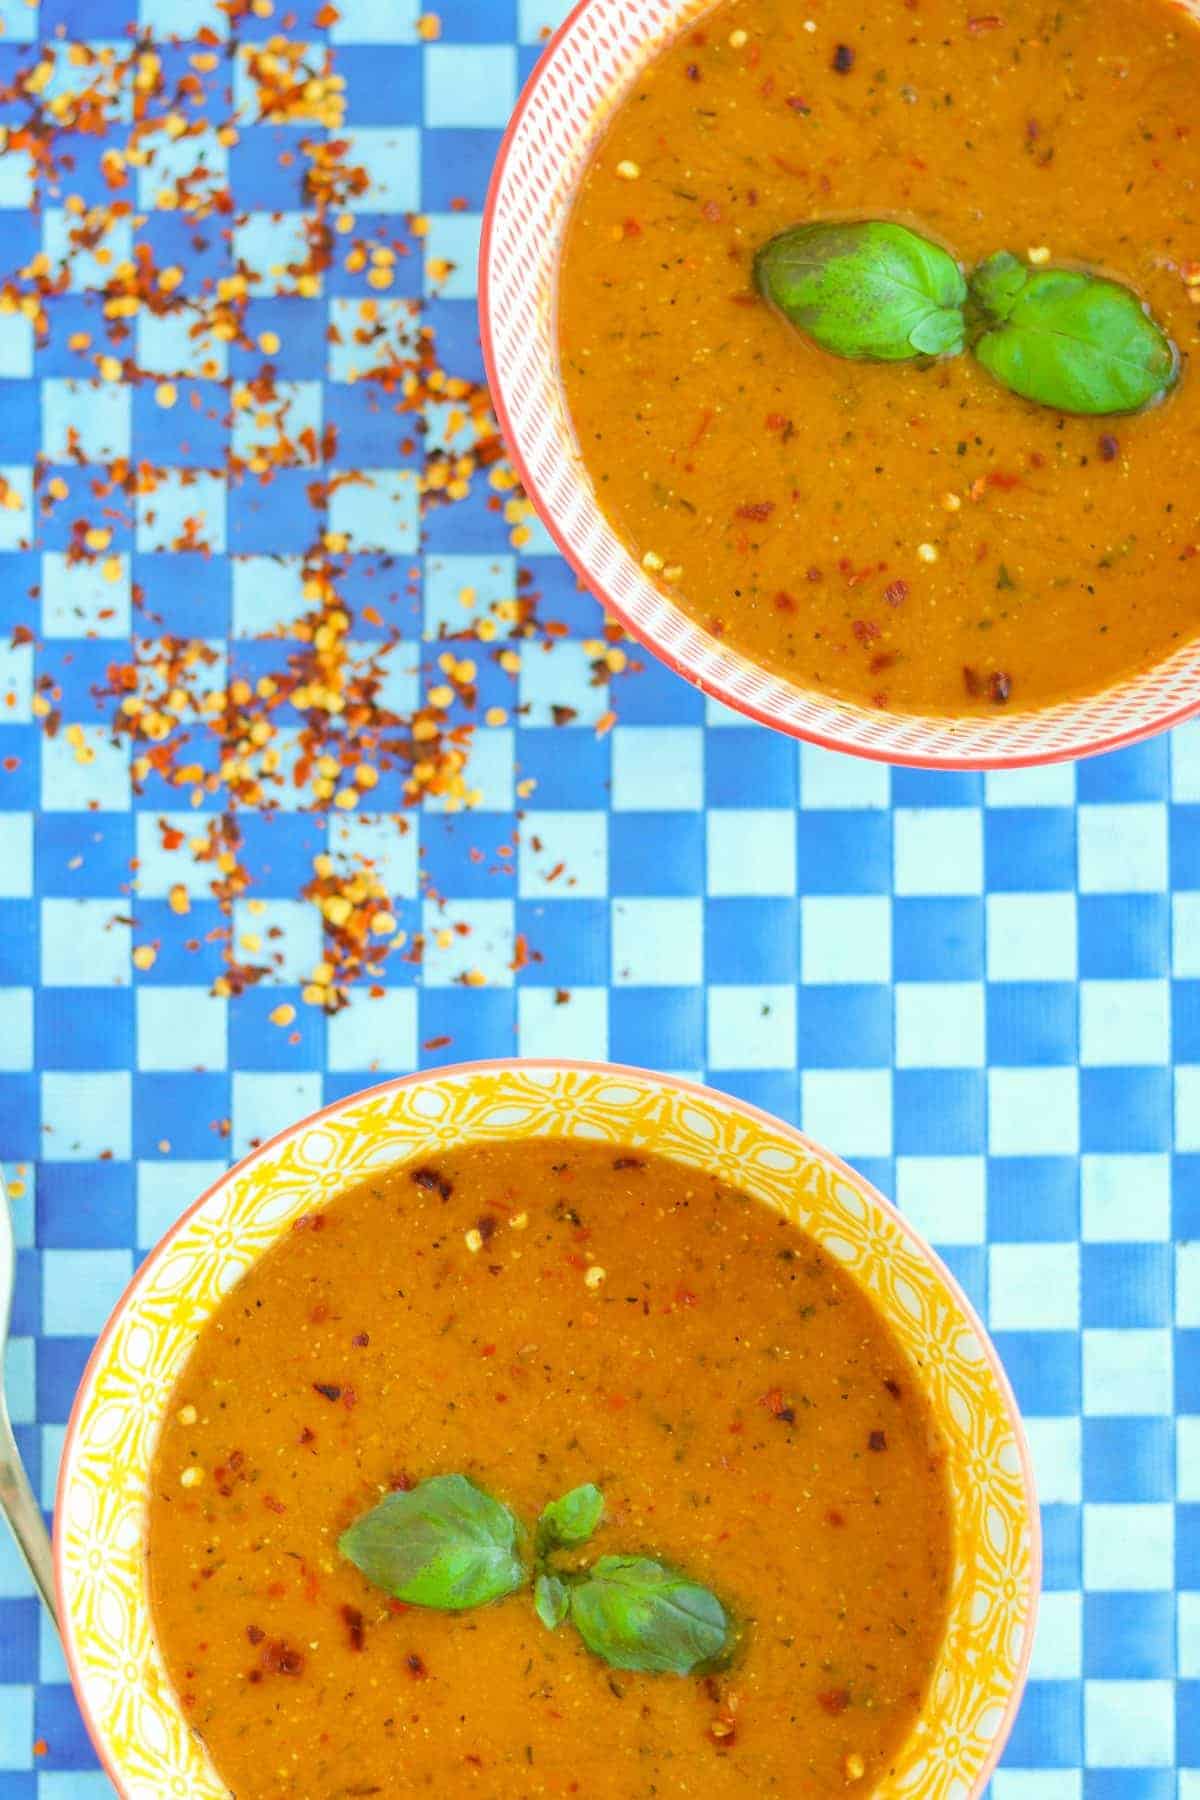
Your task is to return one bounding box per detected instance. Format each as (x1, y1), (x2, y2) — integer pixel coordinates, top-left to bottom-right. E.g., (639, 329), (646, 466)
(568, 1555), (729, 1676)
(536, 1481), (605, 1553)
(534, 1571), (570, 1630)
(754, 221), (1182, 419)
(340, 1473), (735, 1676)
(968, 251), (1178, 415)
(338, 1474), (526, 1610)
(755, 219), (967, 362)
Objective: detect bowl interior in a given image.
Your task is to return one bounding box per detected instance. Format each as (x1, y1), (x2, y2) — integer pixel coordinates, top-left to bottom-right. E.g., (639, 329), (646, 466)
(57, 1063), (1037, 1800)
(481, 0), (1200, 769)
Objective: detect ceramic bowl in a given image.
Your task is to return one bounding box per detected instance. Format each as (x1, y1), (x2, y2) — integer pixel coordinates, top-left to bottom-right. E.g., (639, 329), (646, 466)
(56, 1059), (1039, 1798)
(480, 0), (1200, 769)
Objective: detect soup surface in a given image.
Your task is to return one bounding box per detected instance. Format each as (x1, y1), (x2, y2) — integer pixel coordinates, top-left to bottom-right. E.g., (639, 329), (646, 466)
(558, 0), (1200, 716)
(148, 1141), (952, 1797)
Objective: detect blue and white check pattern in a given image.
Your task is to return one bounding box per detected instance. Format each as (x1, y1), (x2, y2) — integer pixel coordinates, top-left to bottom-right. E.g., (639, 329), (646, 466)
(0, 0), (1197, 1794)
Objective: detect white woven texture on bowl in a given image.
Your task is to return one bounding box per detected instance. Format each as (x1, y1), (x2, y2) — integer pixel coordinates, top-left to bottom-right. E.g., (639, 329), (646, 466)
(482, 0), (1200, 768)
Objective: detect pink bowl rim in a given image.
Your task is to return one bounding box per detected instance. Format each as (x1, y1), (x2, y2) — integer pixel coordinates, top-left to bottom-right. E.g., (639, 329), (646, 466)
(54, 1055), (1042, 1799)
(478, 0), (1200, 771)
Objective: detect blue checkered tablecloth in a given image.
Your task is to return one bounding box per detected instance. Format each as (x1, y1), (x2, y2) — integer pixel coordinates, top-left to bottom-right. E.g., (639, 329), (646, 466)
(0, 0), (1196, 1795)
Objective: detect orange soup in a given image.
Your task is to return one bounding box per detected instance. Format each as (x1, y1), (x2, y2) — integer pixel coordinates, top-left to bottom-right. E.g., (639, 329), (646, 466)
(147, 1140), (953, 1797)
(558, 0), (1200, 716)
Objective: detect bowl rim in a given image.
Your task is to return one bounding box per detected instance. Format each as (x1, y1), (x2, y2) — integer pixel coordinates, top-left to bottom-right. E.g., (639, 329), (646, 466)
(478, 0), (1200, 771)
(54, 1055), (1043, 1798)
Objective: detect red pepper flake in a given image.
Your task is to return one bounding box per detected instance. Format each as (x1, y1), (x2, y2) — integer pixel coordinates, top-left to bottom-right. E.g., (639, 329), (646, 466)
(246, 1624), (265, 1645)
(868, 1429), (888, 1452)
(551, 704), (578, 727)
(298, 1426), (316, 1445)
(774, 591), (797, 613)
(622, 217), (642, 238)
(312, 1382), (342, 1402)
(261, 1640), (305, 1677)
(786, 94), (812, 114)
(831, 43), (856, 71)
(410, 1165), (453, 1200)
(851, 620), (881, 646)
(701, 199), (722, 222)
(685, 61), (702, 80)
(407, 1652), (428, 1679)
(292, 1213), (326, 1233)
(613, 1155), (646, 1170)
(341, 1384), (358, 1410)
(883, 1377), (903, 1400)
(989, 671), (1012, 705)
(341, 1605), (365, 1652)
(735, 501), (775, 521)
(352, 1331), (369, 1348)
(825, 1508), (846, 1527)
(968, 13), (1005, 29)
(1099, 434), (1120, 461)
(962, 665), (982, 699)
(262, 1494), (287, 1514)
(759, 1387), (795, 1422)
(688, 407), (715, 449)
(818, 1689), (851, 1716)
(883, 579), (909, 607)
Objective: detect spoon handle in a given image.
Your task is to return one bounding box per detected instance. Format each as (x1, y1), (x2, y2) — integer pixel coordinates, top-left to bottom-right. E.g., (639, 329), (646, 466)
(0, 1168), (58, 1625)
(0, 1403), (58, 1624)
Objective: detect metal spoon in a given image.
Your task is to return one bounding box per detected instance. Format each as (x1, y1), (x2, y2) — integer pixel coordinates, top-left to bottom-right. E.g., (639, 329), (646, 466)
(0, 1164), (57, 1622)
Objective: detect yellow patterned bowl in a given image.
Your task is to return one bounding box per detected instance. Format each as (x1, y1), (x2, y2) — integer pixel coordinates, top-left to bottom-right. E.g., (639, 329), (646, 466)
(55, 1060), (1039, 1798)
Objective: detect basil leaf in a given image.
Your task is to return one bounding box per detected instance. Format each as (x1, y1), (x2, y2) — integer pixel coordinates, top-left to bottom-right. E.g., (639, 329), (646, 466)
(755, 219), (967, 362)
(567, 1555), (728, 1674)
(535, 1572), (570, 1630)
(536, 1482), (605, 1553)
(338, 1474), (526, 1610)
(969, 252), (1178, 415)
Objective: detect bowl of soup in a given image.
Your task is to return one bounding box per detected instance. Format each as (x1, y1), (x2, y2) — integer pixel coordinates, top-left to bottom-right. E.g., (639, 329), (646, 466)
(481, 0), (1200, 766)
(55, 1059), (1037, 1798)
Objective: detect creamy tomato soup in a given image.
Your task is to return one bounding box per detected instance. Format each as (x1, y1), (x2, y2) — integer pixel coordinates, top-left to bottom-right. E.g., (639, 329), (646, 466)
(147, 1140), (952, 1797)
(558, 0), (1200, 716)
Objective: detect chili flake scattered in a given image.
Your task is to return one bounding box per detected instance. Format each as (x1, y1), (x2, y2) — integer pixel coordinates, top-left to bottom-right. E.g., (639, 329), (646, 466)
(0, 24), (641, 1013)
